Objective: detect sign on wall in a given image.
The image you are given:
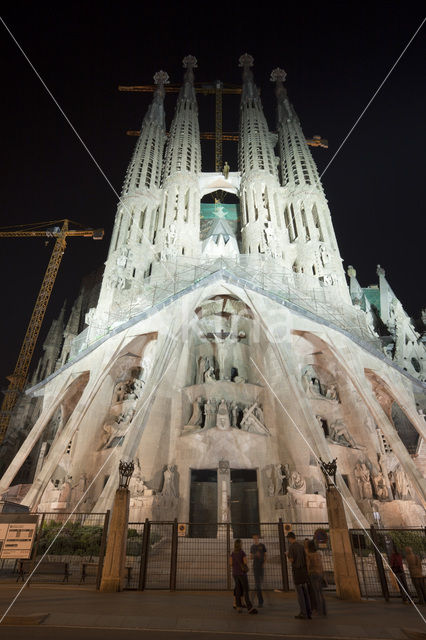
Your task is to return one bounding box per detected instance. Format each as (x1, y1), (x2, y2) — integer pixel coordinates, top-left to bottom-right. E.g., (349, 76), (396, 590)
(0, 515), (38, 559)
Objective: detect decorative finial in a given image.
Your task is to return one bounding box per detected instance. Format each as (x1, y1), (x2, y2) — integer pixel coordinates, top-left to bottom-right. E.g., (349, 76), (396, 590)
(376, 264), (385, 276)
(347, 265), (357, 278)
(319, 457), (337, 488)
(270, 68), (287, 83)
(183, 55), (197, 69)
(153, 70), (170, 86)
(238, 53), (254, 68)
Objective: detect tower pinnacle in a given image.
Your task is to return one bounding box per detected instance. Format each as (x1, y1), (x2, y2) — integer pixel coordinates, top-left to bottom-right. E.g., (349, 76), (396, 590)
(239, 53), (259, 103)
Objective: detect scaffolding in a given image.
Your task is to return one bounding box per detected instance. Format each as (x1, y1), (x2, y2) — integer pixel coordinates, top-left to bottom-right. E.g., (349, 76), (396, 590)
(66, 256), (381, 365)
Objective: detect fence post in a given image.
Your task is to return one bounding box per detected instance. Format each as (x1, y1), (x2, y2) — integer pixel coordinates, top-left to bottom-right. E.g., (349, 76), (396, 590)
(370, 525), (389, 602)
(96, 510), (110, 590)
(170, 519), (178, 591)
(138, 519), (150, 591)
(226, 522), (231, 590)
(278, 518), (289, 591)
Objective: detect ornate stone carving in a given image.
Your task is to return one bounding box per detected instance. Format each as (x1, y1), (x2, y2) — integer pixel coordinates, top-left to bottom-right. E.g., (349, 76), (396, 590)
(162, 223), (178, 261)
(216, 399), (231, 430)
(203, 398), (217, 429)
(188, 396), (203, 426)
(393, 466), (411, 500)
(274, 463), (289, 495)
(240, 402), (270, 435)
(270, 68), (287, 83)
(373, 472), (388, 500)
(204, 365), (217, 382)
(302, 366), (339, 403)
(162, 464), (178, 497)
(354, 462), (373, 500)
(218, 459), (230, 474)
(153, 70), (170, 86)
(328, 419), (357, 448)
(239, 53), (254, 68)
(182, 55), (197, 69)
(287, 470), (306, 494)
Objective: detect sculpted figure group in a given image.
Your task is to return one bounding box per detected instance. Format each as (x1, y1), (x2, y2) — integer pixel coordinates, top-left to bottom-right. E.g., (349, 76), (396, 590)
(185, 397), (268, 435)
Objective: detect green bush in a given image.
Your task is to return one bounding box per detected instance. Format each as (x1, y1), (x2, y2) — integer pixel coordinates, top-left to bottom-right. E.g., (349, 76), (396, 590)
(386, 530), (426, 557)
(37, 521), (103, 557)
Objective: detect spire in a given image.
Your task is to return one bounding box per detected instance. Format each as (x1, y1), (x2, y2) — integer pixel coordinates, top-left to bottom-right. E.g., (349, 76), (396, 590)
(271, 67), (322, 190)
(238, 53), (278, 178)
(122, 70), (169, 195)
(162, 55), (201, 180)
(180, 55), (197, 102)
(239, 53), (260, 104)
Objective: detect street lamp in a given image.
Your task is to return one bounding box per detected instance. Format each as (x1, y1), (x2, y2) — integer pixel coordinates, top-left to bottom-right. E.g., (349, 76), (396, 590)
(319, 457), (337, 489)
(118, 460), (134, 489)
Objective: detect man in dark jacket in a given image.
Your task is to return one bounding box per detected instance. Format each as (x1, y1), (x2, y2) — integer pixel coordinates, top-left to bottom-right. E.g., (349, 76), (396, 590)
(287, 532), (312, 619)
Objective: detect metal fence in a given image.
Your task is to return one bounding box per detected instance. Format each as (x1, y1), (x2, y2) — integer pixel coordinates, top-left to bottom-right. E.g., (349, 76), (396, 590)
(0, 512), (109, 586)
(127, 520), (334, 593)
(350, 526), (426, 600)
(2, 513), (424, 602)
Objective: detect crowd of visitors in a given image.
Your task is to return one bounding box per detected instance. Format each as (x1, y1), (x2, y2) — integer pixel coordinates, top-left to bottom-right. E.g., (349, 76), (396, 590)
(230, 532), (425, 618)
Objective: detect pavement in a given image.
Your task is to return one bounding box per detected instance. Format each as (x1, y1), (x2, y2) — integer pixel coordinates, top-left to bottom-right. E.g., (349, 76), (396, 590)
(0, 584), (425, 640)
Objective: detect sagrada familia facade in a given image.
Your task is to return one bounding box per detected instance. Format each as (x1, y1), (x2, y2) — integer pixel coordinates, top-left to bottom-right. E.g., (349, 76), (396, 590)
(1, 55), (425, 529)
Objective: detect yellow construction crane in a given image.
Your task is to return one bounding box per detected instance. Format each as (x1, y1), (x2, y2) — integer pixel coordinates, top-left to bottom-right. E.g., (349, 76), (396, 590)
(0, 219), (104, 443)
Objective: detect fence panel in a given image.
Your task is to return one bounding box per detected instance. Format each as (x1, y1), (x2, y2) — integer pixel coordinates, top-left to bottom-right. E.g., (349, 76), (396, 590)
(176, 523), (229, 590)
(126, 522), (145, 589)
(144, 522), (174, 589)
(350, 528), (426, 599)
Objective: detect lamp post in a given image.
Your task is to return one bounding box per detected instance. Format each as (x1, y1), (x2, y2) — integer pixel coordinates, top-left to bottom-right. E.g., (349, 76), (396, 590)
(119, 460), (135, 489)
(319, 456), (361, 601)
(99, 459), (134, 592)
(319, 457), (337, 489)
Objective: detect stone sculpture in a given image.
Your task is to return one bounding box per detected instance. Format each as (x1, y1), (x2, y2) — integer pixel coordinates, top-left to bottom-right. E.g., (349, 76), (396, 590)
(240, 402), (270, 435)
(162, 464), (178, 497)
(354, 462), (373, 500)
(325, 384), (339, 402)
(204, 365), (217, 382)
(287, 470), (306, 494)
(274, 463), (289, 495)
(394, 466), (411, 500)
(188, 396), (203, 426)
(216, 399), (231, 430)
(203, 398), (217, 429)
(373, 472), (388, 500)
(328, 420), (357, 447)
(129, 465), (146, 497)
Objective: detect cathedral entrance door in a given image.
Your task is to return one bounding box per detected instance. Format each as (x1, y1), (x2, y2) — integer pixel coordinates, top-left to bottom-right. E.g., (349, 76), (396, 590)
(189, 469), (218, 538)
(230, 469), (260, 538)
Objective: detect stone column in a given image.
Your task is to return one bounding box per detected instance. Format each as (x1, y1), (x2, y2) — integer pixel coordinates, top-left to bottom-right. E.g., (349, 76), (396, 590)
(218, 460), (231, 524)
(99, 487), (130, 592)
(326, 486), (361, 601)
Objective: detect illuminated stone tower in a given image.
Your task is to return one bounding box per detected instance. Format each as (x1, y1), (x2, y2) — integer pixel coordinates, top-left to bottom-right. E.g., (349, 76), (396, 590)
(1, 55), (425, 532)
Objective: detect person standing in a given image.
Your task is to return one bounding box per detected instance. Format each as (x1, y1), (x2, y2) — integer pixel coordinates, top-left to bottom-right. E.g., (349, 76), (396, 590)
(286, 532), (312, 619)
(306, 540), (327, 616)
(405, 546), (425, 604)
(250, 534), (267, 608)
(390, 548), (409, 604)
(230, 539), (258, 614)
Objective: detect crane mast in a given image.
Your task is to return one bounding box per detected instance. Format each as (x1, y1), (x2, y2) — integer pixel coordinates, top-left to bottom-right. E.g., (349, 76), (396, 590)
(0, 219), (103, 443)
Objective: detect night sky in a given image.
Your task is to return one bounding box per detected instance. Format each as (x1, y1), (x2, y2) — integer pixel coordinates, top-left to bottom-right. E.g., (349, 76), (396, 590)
(0, 3), (425, 390)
